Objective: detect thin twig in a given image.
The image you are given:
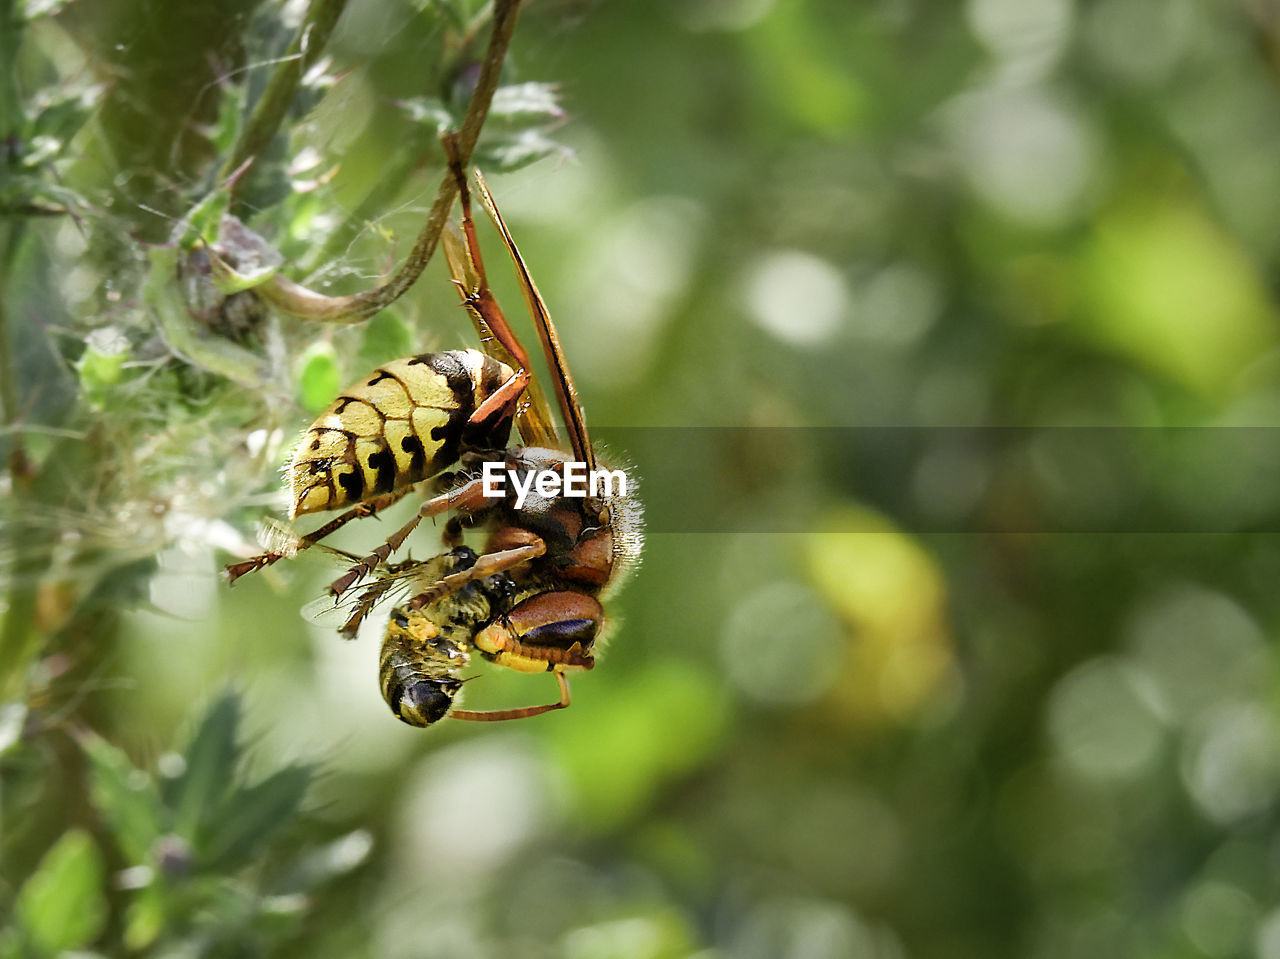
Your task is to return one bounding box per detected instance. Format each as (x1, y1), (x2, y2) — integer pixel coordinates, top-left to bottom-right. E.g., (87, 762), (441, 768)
(222, 0), (524, 324)
(220, 0), (350, 196)
(294, 4), (500, 278)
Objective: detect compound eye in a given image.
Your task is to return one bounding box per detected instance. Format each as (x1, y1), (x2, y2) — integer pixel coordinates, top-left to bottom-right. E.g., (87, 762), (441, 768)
(518, 618), (598, 650)
(502, 592), (604, 652)
(395, 680), (459, 727)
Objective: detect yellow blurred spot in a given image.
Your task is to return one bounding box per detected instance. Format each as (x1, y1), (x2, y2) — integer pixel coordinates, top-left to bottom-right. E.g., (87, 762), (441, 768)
(804, 507), (953, 729)
(1078, 201), (1277, 397)
(35, 581), (77, 635)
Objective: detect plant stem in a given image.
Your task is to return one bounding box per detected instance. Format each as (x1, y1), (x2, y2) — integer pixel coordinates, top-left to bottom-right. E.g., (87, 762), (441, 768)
(0, 0), (20, 143)
(220, 0), (350, 195)
(295, 3), (501, 279)
(360, 0), (521, 310)
(251, 0), (524, 323)
(0, 0), (44, 702)
(0, 220), (40, 701)
(145, 246), (274, 389)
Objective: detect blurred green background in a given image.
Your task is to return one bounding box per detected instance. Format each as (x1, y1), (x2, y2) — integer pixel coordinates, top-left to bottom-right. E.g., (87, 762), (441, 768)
(6, 0), (1280, 956)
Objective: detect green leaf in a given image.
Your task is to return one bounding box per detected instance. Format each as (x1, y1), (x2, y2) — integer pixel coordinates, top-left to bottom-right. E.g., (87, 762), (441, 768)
(356, 311), (413, 371)
(0, 702), (27, 756)
(1077, 200), (1278, 397)
(276, 829), (373, 893)
(75, 328), (129, 408)
(489, 82), (564, 123)
(183, 188), (231, 249)
(28, 84), (101, 145)
(16, 0), (70, 21)
(122, 884), (166, 952)
(167, 693), (241, 842)
(201, 765), (312, 872)
(0, 172), (85, 214)
(395, 96), (455, 131)
(0, 929), (21, 959)
(298, 342), (341, 415)
(210, 80), (246, 156)
(206, 253), (279, 294)
(560, 910), (698, 959)
(21, 135), (64, 167)
(81, 733), (163, 863)
(15, 830), (107, 954)
(476, 130), (573, 174)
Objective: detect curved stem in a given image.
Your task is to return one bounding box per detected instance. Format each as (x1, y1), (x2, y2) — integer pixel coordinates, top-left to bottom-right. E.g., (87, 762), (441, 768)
(253, 0), (524, 324)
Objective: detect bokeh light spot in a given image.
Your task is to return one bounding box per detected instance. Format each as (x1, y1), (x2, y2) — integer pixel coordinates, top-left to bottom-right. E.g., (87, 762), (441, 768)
(744, 250), (847, 347)
(1047, 656), (1164, 783)
(567, 197), (703, 388)
(946, 86), (1096, 227)
(678, 0), (775, 32)
(966, 0), (1073, 79)
(1181, 703), (1280, 824)
(1179, 880), (1256, 958)
(395, 737), (560, 883)
(1084, 0), (1191, 85)
(728, 899), (900, 959)
(851, 262), (941, 347)
(1256, 907), (1280, 959)
(720, 581), (845, 707)
(1126, 584), (1268, 721)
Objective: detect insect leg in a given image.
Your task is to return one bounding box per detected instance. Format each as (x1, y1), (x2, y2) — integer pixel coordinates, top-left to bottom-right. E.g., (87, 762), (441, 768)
(466, 363), (529, 430)
(339, 574), (405, 638)
(449, 667), (571, 722)
(327, 474), (495, 597)
(442, 516), (465, 548)
(404, 540), (546, 609)
(225, 486), (414, 583)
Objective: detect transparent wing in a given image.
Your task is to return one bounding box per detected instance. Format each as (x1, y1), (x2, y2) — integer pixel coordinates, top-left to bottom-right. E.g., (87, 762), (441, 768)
(302, 555), (438, 638)
(441, 220), (559, 448)
(473, 169), (594, 470)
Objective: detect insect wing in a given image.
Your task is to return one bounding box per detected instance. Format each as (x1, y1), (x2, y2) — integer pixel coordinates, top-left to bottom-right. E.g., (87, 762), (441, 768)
(473, 169), (594, 470)
(302, 593), (358, 630)
(302, 556), (430, 637)
(442, 217), (559, 449)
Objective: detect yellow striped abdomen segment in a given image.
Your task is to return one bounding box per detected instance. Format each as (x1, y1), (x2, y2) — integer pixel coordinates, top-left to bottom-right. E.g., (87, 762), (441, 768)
(288, 349), (512, 517)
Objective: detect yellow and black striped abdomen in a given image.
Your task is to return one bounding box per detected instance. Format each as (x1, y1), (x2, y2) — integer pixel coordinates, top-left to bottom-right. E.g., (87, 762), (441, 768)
(288, 348), (513, 517)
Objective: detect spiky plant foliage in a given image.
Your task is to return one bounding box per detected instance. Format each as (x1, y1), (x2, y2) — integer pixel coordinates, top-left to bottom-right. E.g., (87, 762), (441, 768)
(1, 0), (565, 952)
